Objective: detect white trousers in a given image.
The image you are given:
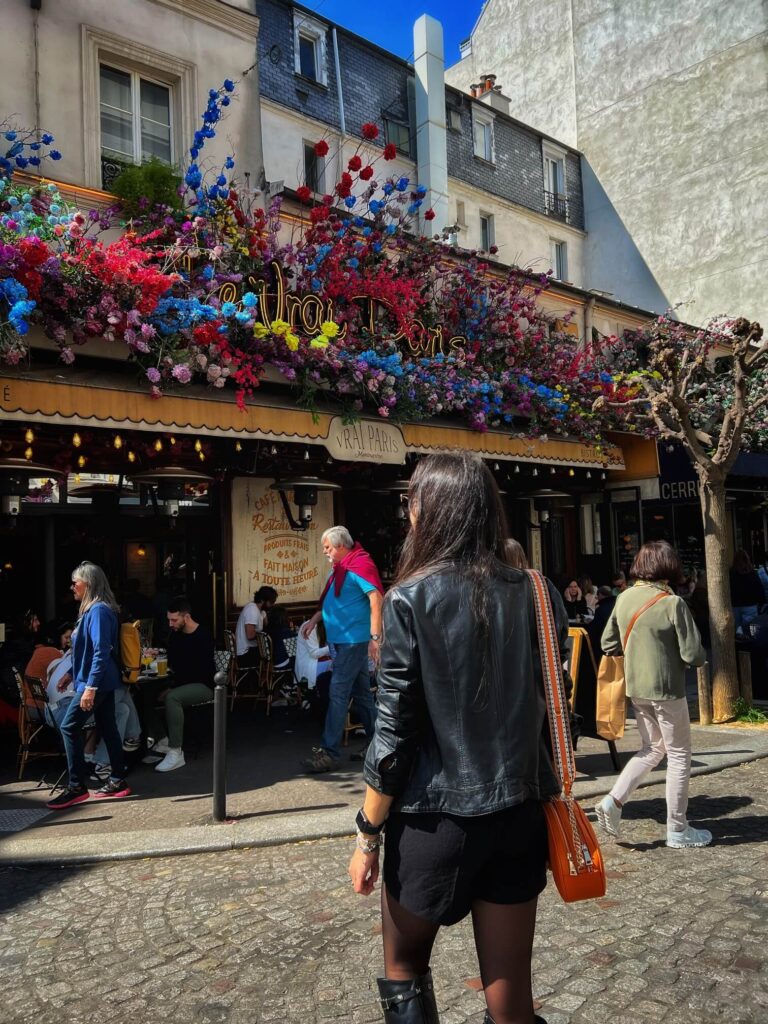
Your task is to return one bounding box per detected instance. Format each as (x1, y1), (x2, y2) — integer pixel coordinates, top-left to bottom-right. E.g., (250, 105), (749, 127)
(610, 696), (691, 832)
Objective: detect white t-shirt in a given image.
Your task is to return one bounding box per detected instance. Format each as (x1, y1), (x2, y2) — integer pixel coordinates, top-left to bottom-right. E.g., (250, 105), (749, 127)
(295, 621), (332, 689)
(46, 652), (75, 708)
(235, 602), (265, 656)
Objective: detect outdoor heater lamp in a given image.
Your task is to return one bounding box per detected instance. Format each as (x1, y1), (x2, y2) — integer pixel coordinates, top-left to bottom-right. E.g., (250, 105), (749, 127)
(270, 477), (341, 531)
(129, 466), (214, 518)
(0, 457), (61, 519)
(374, 479), (412, 521)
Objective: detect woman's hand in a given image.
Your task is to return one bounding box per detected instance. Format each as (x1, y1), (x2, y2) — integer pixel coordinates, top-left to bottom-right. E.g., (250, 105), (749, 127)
(348, 846), (380, 895)
(79, 686), (97, 711)
(56, 674), (72, 693)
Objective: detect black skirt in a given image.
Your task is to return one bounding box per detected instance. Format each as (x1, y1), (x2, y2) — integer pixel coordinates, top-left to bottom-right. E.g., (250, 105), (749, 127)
(383, 799), (548, 926)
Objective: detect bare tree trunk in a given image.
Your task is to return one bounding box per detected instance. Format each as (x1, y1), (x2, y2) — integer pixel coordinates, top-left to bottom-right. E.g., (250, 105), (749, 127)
(699, 477), (739, 721)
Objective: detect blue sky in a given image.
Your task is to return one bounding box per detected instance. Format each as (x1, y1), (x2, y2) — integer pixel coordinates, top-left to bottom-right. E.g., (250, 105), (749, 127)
(297, 1), (479, 64)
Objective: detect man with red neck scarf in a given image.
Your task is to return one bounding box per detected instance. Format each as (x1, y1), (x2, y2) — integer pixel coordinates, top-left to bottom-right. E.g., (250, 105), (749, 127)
(301, 526), (384, 773)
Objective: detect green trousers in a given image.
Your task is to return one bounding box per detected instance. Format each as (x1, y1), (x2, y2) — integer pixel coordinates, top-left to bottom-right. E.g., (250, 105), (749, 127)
(164, 683), (213, 749)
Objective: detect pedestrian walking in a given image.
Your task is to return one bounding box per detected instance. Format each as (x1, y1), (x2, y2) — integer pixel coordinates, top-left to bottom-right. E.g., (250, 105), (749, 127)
(348, 453), (567, 1024)
(730, 549), (765, 634)
(595, 540), (711, 849)
(300, 526), (384, 773)
(47, 561), (130, 809)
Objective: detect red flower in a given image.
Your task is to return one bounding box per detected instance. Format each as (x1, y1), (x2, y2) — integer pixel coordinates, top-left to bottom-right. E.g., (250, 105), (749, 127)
(314, 139), (330, 157)
(424, 208), (436, 221)
(359, 165), (374, 181)
(309, 205), (329, 223)
(361, 122), (379, 141)
(383, 143), (397, 161)
(296, 185), (312, 203)
(489, 245), (499, 255)
(348, 154), (362, 172)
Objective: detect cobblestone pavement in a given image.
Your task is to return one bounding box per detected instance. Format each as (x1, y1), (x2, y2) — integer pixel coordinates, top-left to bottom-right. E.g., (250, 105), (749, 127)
(1, 760), (767, 1024)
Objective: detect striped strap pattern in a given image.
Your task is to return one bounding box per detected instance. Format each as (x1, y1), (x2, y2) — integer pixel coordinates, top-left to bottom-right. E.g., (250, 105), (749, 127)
(527, 569), (575, 796)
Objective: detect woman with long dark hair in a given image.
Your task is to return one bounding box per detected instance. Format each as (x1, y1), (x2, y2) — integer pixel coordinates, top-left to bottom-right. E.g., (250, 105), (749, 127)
(349, 453), (568, 1024)
(47, 561), (131, 810)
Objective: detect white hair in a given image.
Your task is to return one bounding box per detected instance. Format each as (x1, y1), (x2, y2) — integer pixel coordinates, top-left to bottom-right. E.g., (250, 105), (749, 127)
(321, 525), (354, 549)
(72, 561), (119, 616)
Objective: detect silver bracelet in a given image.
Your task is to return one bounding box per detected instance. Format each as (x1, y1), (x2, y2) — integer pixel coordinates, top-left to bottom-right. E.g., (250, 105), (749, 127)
(356, 830), (382, 853)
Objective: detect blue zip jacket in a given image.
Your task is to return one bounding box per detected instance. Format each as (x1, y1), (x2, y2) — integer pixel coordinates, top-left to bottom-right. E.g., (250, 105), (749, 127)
(72, 603), (121, 693)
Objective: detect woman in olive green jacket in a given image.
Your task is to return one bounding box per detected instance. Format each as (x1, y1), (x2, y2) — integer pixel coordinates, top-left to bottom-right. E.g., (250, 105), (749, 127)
(594, 541), (712, 849)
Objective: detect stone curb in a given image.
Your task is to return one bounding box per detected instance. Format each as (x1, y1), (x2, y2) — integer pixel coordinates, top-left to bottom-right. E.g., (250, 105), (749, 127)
(2, 730), (766, 867)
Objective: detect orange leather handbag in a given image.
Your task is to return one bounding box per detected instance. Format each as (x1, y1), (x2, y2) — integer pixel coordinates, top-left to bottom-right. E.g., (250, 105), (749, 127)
(527, 570), (606, 903)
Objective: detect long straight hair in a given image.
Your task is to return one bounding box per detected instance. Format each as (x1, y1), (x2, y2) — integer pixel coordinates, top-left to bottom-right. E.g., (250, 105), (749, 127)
(394, 454), (510, 702)
(72, 561), (119, 617)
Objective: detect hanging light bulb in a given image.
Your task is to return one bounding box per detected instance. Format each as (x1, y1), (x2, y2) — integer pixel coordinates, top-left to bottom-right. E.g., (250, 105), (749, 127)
(270, 445), (278, 456)
(304, 449), (310, 461)
(72, 432), (82, 448)
(24, 446), (33, 460)
(137, 543), (146, 557)
(75, 473), (81, 483)
(235, 441), (243, 452)
(127, 450), (136, 463)
(24, 428), (34, 444)
(514, 464), (520, 474)
(569, 468), (575, 477)
(113, 434), (123, 450)
(170, 436), (176, 445)
(77, 454), (86, 468)
(601, 471), (606, 480)
(493, 462), (500, 471)
(532, 467), (539, 477)
(586, 470), (592, 479)
(550, 467), (556, 475)
(194, 438), (202, 452)
(107, 474), (114, 484)
(154, 438), (163, 453)
(198, 450), (205, 462)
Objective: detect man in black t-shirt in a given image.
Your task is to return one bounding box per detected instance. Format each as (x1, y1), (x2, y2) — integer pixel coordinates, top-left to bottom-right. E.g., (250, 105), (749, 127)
(150, 597), (215, 773)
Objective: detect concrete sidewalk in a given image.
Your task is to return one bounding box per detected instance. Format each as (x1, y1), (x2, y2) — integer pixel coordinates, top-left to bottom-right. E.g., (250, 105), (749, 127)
(1, 710), (767, 865)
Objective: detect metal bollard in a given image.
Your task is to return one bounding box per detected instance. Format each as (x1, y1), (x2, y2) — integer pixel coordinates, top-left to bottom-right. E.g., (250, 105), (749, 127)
(212, 671), (228, 821)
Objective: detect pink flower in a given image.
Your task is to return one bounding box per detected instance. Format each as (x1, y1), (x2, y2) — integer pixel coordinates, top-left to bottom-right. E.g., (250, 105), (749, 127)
(146, 367), (161, 384)
(171, 364), (192, 384)
(60, 347), (75, 365)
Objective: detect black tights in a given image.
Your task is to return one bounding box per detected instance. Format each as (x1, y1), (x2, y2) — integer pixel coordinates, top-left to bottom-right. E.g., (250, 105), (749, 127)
(381, 884), (538, 1024)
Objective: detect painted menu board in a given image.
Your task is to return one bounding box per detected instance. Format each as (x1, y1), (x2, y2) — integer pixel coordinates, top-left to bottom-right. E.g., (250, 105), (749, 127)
(230, 477), (332, 607)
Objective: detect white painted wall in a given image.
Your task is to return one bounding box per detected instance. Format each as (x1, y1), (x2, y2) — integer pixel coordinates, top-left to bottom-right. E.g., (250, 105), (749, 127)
(1, 0), (262, 193)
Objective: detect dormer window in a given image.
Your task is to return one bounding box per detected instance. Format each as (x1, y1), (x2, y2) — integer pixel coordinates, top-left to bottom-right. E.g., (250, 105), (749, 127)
(294, 12), (328, 86)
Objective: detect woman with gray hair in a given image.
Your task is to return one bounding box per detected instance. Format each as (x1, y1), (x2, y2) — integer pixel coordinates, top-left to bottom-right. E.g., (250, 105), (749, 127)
(47, 562), (131, 809)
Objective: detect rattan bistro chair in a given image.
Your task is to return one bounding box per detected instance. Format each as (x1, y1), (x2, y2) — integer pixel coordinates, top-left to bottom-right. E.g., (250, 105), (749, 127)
(14, 669), (61, 781)
(226, 628), (262, 710)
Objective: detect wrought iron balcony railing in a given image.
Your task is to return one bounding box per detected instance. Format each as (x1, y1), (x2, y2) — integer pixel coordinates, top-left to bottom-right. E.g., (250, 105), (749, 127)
(544, 190), (569, 222)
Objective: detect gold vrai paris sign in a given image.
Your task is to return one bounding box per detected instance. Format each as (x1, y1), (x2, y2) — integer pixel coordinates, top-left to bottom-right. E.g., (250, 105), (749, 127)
(208, 260), (468, 359)
(323, 417), (405, 465)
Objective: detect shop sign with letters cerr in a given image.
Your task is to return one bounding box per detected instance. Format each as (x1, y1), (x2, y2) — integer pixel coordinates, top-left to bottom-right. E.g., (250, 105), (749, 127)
(324, 417), (405, 465)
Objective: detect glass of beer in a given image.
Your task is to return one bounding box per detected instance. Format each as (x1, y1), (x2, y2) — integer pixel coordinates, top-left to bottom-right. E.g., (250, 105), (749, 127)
(156, 649), (168, 677)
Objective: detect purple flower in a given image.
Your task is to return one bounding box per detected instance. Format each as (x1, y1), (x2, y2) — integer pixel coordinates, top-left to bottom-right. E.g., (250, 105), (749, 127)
(146, 367), (162, 384)
(171, 363), (192, 384)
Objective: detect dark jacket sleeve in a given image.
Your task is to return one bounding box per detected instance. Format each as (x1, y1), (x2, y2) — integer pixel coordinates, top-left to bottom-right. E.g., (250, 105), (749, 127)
(86, 605), (116, 690)
(363, 589), (422, 796)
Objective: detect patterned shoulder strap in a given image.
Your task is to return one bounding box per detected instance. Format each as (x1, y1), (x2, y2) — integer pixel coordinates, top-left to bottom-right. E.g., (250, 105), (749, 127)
(526, 569), (575, 796)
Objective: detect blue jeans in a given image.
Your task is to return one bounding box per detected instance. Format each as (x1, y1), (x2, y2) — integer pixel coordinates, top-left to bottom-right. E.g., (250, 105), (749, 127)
(60, 690), (125, 790)
(94, 686), (140, 764)
(734, 606), (759, 634)
(320, 642), (376, 760)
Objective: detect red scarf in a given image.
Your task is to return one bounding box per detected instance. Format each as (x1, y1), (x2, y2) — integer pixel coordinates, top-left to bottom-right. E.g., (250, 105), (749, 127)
(319, 542), (384, 604)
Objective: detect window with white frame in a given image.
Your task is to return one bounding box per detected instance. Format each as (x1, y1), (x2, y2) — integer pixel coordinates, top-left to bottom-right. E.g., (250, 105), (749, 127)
(303, 141), (324, 194)
(472, 111), (494, 162)
(455, 199), (466, 226)
(100, 64), (172, 169)
(294, 12), (328, 86)
(384, 118), (411, 157)
(480, 212), (495, 252)
(543, 143), (568, 219)
(550, 238), (568, 280)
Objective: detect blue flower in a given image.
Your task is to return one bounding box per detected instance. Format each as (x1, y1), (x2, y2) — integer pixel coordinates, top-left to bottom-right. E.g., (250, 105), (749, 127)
(344, 196), (356, 208)
(396, 177), (409, 192)
(216, 174), (227, 186)
(242, 291), (258, 308)
(415, 184), (427, 196)
(363, 227), (372, 237)
(201, 265), (215, 281)
(49, 150), (62, 160)
(15, 156), (28, 168)
(189, 146), (199, 159)
(369, 199), (384, 214)
(29, 142), (41, 151)
(385, 224), (397, 235)
(185, 164), (202, 189)
(382, 182), (394, 196)
(221, 96), (231, 107)
(28, 156), (40, 166)
(4, 131), (16, 141)
(223, 79), (235, 92)
(209, 88), (219, 100)
(221, 302), (237, 317)
(225, 156), (235, 169)
(235, 311), (251, 324)
(7, 142), (23, 158)
(347, 257), (360, 269)
(41, 133), (53, 145)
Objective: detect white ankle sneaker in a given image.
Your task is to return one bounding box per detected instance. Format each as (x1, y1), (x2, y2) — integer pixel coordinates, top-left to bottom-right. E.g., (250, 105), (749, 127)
(595, 795), (622, 838)
(155, 748), (185, 772)
(666, 825), (712, 848)
(151, 736), (171, 755)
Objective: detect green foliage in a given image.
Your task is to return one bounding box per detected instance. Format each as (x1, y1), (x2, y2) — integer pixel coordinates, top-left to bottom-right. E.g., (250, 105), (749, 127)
(733, 697), (768, 724)
(110, 158), (182, 219)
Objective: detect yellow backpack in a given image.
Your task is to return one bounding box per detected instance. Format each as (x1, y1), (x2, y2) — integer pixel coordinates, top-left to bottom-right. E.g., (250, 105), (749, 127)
(119, 620), (142, 684)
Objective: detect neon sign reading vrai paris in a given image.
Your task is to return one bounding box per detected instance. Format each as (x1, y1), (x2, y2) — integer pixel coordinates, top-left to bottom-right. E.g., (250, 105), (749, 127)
(215, 261), (467, 359)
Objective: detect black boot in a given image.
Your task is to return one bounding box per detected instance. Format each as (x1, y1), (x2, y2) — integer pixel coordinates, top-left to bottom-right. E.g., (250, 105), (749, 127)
(377, 970), (439, 1022)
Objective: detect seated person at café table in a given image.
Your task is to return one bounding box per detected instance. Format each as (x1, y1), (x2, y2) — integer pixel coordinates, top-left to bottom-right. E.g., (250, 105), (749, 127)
(144, 597), (215, 773)
(235, 586), (278, 667)
(563, 579), (590, 621)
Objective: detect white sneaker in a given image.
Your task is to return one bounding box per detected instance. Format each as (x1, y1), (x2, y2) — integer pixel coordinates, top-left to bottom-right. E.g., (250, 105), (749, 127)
(155, 748), (185, 772)
(151, 736), (171, 755)
(666, 825), (712, 848)
(595, 795), (622, 838)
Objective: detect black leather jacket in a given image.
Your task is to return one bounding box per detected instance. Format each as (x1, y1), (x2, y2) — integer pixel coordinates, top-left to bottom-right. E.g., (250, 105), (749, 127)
(363, 561), (569, 815)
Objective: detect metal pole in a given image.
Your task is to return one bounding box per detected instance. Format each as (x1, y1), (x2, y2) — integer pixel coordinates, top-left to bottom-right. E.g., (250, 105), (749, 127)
(212, 671), (227, 821)
(697, 663), (713, 726)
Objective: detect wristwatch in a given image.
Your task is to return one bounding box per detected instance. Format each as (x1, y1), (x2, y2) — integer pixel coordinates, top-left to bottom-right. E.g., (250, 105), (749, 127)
(356, 808), (384, 835)
(370, 633), (381, 642)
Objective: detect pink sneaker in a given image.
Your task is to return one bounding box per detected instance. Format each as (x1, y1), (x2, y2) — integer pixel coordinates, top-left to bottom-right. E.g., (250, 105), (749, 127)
(92, 779), (132, 800)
